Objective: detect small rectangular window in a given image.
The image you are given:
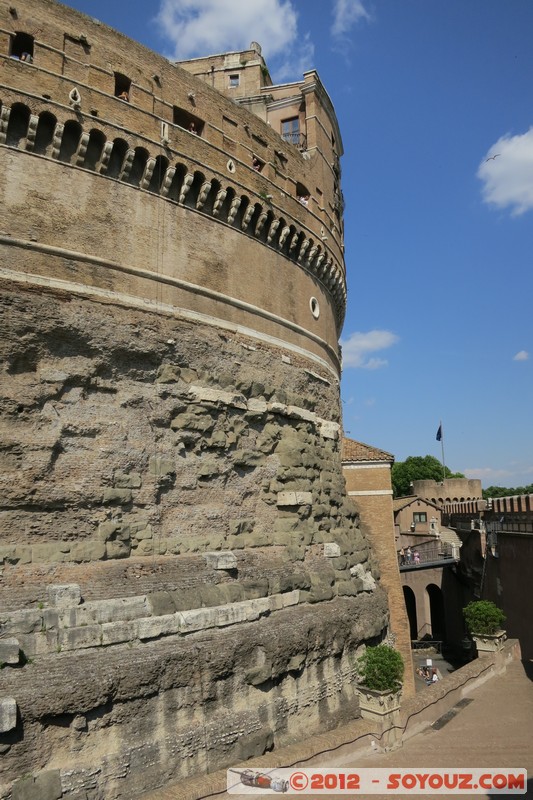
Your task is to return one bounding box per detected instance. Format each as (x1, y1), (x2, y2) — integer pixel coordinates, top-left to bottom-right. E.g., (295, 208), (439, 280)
(413, 513), (427, 523)
(173, 106), (203, 136)
(229, 74), (240, 88)
(10, 32), (34, 62)
(114, 72), (131, 102)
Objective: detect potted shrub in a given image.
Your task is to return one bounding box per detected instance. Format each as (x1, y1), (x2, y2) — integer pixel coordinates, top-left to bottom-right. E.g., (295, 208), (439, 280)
(463, 600), (506, 655)
(356, 644), (404, 721)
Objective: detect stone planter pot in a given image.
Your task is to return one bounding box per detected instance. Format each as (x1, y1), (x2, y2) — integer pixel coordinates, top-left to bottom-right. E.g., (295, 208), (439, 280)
(472, 630), (507, 655)
(356, 685), (402, 722)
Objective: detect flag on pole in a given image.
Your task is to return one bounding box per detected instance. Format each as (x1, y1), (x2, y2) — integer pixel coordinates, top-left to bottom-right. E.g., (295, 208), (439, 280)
(436, 424), (442, 442)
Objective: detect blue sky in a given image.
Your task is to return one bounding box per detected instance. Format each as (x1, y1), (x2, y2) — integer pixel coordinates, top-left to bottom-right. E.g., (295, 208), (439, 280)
(65, 0), (533, 488)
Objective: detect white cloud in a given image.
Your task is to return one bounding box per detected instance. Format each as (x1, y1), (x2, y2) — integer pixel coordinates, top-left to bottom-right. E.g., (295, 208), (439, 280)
(340, 329), (398, 369)
(331, 0), (370, 38)
(155, 0), (301, 70)
(478, 127), (533, 215)
(513, 350), (529, 361)
(464, 467), (512, 481)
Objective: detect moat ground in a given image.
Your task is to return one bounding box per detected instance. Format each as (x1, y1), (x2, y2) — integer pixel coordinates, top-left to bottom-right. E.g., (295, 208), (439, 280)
(144, 659), (533, 800)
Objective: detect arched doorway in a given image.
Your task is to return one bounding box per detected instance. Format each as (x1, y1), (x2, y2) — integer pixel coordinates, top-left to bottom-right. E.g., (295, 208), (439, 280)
(403, 585), (418, 640)
(426, 583), (446, 642)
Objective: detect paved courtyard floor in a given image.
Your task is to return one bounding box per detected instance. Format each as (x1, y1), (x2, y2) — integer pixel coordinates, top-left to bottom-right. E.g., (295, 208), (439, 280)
(339, 659), (533, 799)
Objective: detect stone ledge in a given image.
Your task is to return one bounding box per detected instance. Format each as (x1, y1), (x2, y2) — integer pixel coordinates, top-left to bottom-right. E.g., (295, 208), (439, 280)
(1, 591), (301, 656)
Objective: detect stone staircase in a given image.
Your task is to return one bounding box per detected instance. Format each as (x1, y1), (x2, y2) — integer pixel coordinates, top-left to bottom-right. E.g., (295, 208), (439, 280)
(438, 526), (462, 558)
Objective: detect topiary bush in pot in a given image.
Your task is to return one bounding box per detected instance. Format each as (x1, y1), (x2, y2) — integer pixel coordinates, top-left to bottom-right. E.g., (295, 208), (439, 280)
(463, 600), (505, 636)
(357, 644), (404, 693)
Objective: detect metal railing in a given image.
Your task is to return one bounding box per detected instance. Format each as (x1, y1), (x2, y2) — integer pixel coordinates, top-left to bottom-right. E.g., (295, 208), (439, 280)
(281, 131), (307, 150)
(398, 541), (457, 569)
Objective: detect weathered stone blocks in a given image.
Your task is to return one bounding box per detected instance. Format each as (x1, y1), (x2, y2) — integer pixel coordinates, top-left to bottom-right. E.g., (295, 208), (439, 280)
(204, 551), (237, 570)
(12, 770), (62, 800)
(324, 542), (341, 557)
(47, 584), (82, 608)
(0, 638), (21, 665)
(0, 697), (17, 732)
(277, 491), (313, 507)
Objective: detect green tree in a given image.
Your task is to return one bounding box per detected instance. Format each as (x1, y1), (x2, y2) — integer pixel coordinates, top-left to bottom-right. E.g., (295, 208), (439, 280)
(391, 455), (465, 498)
(483, 484), (533, 499)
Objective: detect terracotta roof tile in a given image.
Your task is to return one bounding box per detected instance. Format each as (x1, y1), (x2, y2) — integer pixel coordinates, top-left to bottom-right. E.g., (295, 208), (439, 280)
(393, 496), (417, 512)
(341, 437), (394, 463)
(393, 496), (442, 512)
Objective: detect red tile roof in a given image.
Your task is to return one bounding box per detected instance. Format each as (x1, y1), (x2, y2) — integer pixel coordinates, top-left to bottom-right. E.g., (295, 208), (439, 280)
(341, 437), (394, 464)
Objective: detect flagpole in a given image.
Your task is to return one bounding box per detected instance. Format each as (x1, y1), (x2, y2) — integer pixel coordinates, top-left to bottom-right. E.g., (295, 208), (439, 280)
(440, 421), (446, 481)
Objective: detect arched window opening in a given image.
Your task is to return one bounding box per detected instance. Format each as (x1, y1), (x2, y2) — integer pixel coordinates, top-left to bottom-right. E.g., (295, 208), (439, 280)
(166, 163), (188, 202)
(34, 112), (57, 155)
(257, 209), (274, 244)
(147, 155), (170, 194)
(114, 72), (131, 102)
(126, 147), (149, 186)
(6, 102), (30, 147)
(83, 129), (106, 171)
(58, 119), (82, 163)
(183, 171), (205, 209)
(228, 193), (247, 228)
(202, 178), (220, 215)
(10, 32), (34, 62)
(107, 138), (128, 179)
(293, 230), (306, 258)
(242, 202), (261, 234)
(280, 224), (297, 257)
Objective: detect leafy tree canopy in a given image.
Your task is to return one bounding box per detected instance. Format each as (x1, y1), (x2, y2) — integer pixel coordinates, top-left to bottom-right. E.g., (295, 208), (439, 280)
(483, 484), (533, 499)
(392, 455), (465, 498)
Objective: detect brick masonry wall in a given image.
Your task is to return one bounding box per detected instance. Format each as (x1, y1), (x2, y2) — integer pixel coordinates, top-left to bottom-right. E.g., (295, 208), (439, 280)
(344, 463), (415, 697)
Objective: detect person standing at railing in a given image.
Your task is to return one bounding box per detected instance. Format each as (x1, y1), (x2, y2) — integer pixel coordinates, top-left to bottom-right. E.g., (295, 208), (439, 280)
(414, 550), (420, 565)
(399, 547), (406, 566)
(406, 546), (412, 564)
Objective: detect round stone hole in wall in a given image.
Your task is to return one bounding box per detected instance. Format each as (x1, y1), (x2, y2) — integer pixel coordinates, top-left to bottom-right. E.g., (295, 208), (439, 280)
(227, 159), (236, 173)
(310, 297), (320, 319)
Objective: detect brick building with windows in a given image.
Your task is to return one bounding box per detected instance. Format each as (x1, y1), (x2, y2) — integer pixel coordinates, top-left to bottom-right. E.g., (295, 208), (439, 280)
(342, 438), (415, 697)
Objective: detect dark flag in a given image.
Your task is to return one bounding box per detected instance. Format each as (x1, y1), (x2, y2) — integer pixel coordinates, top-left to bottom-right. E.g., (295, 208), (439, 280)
(436, 424), (442, 442)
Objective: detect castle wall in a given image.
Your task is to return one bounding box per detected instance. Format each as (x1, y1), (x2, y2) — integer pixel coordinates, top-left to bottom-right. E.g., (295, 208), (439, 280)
(412, 478), (483, 505)
(343, 460), (415, 698)
(0, 283), (389, 799)
(0, 3), (391, 798)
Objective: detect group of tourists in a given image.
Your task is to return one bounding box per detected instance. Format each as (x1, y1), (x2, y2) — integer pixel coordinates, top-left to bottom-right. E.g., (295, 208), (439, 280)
(399, 546), (420, 566)
(416, 665), (439, 685)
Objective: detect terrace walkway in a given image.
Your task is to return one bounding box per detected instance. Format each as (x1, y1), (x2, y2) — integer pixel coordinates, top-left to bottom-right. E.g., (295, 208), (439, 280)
(140, 648), (533, 800)
(344, 658), (533, 798)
